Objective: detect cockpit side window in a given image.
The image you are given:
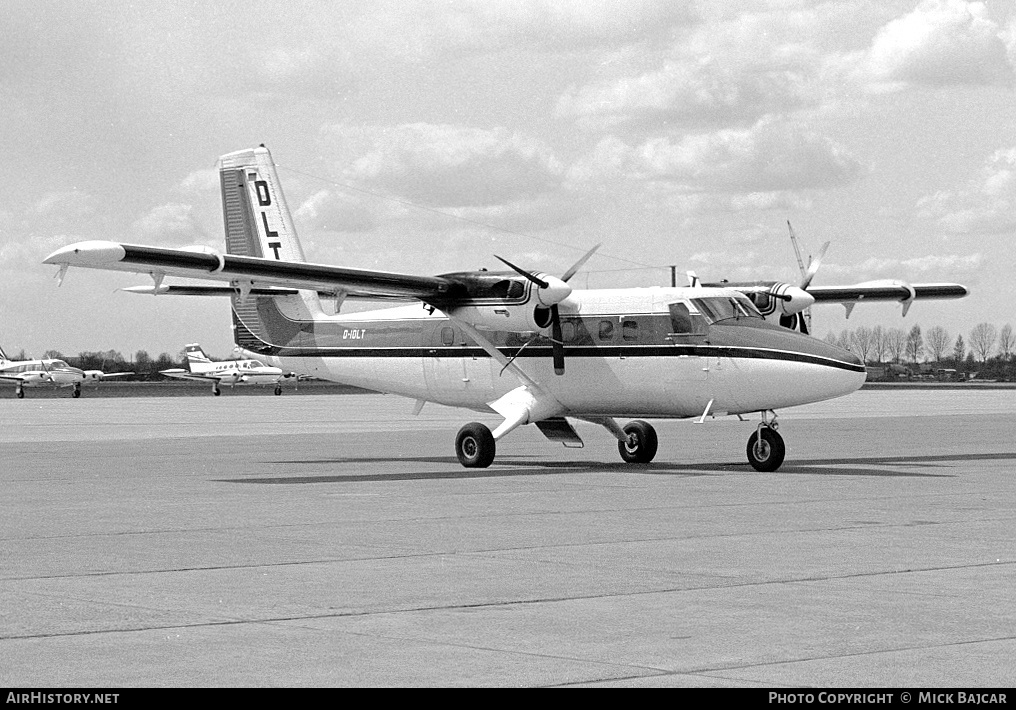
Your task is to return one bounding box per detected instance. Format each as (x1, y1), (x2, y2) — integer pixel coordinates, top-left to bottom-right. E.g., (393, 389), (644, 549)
(489, 279), (526, 300)
(749, 291), (771, 312)
(668, 302), (708, 336)
(692, 296), (762, 324)
(668, 303), (693, 333)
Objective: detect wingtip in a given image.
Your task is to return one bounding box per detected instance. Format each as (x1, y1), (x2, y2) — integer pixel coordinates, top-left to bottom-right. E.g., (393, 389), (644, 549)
(43, 241), (127, 266)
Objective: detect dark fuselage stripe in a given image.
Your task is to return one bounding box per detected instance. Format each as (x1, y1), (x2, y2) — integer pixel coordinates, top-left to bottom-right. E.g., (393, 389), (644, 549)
(268, 345), (866, 373)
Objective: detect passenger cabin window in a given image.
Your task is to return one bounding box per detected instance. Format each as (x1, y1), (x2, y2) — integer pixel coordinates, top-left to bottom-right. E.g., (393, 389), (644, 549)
(598, 320), (615, 341)
(622, 320), (638, 342)
(561, 322), (577, 343)
(441, 326), (456, 346)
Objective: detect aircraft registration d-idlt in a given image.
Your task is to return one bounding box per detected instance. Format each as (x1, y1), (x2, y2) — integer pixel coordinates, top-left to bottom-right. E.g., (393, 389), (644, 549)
(44, 146), (967, 471)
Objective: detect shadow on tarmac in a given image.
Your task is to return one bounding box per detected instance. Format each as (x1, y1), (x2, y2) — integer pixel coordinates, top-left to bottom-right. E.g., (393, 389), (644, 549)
(219, 451), (1016, 484)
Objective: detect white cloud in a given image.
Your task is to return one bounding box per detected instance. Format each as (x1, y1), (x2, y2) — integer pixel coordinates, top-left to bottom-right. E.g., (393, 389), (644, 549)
(556, 58), (812, 131)
(916, 146), (1016, 234)
(323, 123), (565, 209)
(853, 252), (983, 276)
(570, 118), (865, 193)
(294, 190), (376, 233)
(131, 203), (211, 246)
(31, 190), (94, 224)
(179, 169), (220, 194)
(867, 0), (1015, 89)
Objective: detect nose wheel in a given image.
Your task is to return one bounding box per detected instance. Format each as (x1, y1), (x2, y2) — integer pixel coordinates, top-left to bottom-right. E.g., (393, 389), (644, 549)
(747, 424), (785, 472)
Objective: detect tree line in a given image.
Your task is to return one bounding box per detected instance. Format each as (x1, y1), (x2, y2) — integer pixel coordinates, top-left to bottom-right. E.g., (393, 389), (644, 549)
(823, 322), (1016, 380)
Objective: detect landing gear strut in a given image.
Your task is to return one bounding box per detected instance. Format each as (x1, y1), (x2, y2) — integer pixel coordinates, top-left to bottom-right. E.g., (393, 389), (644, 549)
(16, 388), (24, 399)
(746, 413), (785, 472)
(455, 422), (495, 468)
(618, 420), (658, 464)
(72, 384), (81, 399)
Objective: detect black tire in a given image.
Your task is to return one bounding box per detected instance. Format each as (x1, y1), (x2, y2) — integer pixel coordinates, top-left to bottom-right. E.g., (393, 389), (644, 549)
(746, 427), (785, 472)
(16, 390), (24, 399)
(213, 388), (221, 396)
(618, 420), (658, 464)
(71, 388), (81, 399)
(274, 385), (282, 396)
(455, 422), (496, 468)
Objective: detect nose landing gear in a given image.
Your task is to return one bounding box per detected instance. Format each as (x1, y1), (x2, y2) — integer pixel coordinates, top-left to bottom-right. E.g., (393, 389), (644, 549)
(747, 412), (785, 472)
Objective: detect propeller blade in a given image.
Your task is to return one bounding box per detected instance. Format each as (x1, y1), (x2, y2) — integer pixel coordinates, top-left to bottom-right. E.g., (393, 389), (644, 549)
(550, 304), (565, 375)
(800, 241), (829, 290)
(494, 256), (549, 289)
(560, 243), (600, 283)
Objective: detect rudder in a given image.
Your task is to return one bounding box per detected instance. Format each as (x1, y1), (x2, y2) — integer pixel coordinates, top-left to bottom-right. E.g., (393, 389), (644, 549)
(217, 146), (324, 354)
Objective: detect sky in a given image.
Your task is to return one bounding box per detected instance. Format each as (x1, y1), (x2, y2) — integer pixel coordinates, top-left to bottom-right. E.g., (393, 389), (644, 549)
(2, 0), (1014, 360)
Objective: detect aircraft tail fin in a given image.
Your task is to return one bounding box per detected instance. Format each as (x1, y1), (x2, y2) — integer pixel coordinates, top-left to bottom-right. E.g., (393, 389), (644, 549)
(184, 343), (214, 372)
(0, 345), (8, 362)
(217, 146), (325, 355)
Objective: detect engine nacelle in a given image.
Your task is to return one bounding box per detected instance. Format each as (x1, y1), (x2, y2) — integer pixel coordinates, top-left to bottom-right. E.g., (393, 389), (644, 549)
(447, 303), (555, 334)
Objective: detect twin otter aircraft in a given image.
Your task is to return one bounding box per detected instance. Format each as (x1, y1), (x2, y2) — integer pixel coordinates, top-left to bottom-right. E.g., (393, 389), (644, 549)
(45, 146), (965, 470)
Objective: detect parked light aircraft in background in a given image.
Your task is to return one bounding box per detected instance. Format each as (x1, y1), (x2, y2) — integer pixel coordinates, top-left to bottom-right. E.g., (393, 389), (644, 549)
(694, 222), (968, 335)
(0, 346), (131, 398)
(160, 343), (290, 395)
(43, 146), (966, 470)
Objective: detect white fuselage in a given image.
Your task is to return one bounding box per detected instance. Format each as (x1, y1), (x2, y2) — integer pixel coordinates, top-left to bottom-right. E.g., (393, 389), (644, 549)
(243, 288), (866, 418)
(0, 359), (86, 389)
(192, 360), (284, 386)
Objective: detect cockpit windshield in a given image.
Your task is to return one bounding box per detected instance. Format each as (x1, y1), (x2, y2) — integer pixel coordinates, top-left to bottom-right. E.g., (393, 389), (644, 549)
(692, 296), (763, 323)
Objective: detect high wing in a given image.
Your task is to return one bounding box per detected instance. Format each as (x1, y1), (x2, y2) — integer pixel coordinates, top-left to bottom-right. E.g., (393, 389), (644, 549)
(44, 241), (461, 302)
(807, 281), (969, 304)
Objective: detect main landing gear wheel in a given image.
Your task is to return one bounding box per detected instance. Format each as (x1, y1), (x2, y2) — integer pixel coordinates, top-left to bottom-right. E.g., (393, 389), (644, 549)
(618, 420), (658, 464)
(274, 385), (282, 396)
(16, 389), (24, 399)
(72, 387), (81, 399)
(746, 427), (785, 472)
(455, 422), (496, 468)
(213, 387), (221, 397)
